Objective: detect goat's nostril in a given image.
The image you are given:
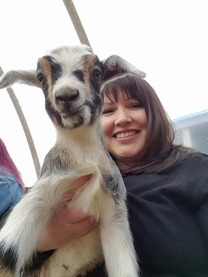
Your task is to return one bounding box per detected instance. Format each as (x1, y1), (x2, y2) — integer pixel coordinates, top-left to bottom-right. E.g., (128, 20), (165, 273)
(56, 90), (79, 103)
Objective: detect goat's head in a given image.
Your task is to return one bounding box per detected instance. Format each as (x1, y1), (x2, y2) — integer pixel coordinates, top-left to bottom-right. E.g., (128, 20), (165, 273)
(37, 45), (104, 129)
(0, 44), (146, 130)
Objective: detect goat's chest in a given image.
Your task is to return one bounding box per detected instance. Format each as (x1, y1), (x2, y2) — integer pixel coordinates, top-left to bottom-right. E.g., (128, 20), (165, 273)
(59, 145), (108, 171)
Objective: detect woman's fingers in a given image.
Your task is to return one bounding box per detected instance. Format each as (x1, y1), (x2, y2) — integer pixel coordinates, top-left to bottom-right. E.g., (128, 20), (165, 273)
(37, 208), (96, 251)
(55, 207), (90, 224)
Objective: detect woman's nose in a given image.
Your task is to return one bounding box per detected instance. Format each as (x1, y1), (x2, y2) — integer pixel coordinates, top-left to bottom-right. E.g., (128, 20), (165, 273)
(114, 108), (132, 126)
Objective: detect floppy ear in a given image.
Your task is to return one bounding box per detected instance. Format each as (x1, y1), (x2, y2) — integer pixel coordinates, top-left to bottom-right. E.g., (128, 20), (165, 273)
(0, 69), (41, 89)
(101, 55), (146, 82)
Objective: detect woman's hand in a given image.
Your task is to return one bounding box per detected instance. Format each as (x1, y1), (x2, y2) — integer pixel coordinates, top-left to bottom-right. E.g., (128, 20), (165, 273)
(37, 176), (97, 252)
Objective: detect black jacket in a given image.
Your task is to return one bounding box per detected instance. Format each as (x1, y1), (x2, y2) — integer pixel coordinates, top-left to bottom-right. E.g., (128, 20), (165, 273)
(86, 152), (208, 276)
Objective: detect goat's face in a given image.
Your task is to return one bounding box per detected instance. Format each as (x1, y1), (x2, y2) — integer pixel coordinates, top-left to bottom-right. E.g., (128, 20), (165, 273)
(37, 45), (103, 129)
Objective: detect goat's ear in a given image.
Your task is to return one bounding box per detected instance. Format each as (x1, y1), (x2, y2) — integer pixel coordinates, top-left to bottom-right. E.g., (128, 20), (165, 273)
(0, 69), (41, 89)
(101, 55), (146, 82)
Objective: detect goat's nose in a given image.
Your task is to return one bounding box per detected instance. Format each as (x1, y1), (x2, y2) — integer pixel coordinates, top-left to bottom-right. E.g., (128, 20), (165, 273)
(56, 90), (79, 103)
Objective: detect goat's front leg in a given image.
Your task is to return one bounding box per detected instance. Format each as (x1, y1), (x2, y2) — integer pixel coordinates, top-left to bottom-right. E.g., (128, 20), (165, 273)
(100, 196), (139, 277)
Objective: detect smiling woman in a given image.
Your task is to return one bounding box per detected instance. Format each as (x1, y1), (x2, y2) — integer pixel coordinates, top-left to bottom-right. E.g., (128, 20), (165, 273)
(101, 72), (182, 175)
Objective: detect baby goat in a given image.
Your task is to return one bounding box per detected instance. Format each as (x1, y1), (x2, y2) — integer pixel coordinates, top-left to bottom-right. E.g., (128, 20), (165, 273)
(0, 45), (145, 277)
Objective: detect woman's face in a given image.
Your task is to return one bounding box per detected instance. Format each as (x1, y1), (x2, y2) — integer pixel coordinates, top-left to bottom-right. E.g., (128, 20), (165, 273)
(101, 91), (147, 166)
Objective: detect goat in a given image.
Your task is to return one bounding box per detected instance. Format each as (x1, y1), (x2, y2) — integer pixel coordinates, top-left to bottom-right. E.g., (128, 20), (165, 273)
(0, 45), (145, 277)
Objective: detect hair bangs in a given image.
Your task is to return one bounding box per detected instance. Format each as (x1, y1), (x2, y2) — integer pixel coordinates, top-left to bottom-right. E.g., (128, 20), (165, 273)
(102, 74), (143, 103)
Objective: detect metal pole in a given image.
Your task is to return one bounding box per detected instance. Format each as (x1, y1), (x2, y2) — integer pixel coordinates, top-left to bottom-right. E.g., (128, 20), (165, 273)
(63, 0), (92, 48)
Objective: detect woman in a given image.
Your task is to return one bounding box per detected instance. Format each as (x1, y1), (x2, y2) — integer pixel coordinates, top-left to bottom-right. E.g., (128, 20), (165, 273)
(99, 72), (208, 275)
(0, 138), (24, 228)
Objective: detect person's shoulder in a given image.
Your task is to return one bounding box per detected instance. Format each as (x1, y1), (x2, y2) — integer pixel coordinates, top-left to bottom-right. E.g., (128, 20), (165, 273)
(181, 151), (208, 168)
(176, 151), (208, 185)
(0, 170), (18, 184)
(179, 152), (208, 203)
(0, 170), (24, 199)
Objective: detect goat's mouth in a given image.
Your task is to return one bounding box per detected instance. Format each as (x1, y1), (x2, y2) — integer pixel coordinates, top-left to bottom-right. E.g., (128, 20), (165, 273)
(60, 104), (89, 129)
(61, 104), (85, 118)
(56, 101), (98, 129)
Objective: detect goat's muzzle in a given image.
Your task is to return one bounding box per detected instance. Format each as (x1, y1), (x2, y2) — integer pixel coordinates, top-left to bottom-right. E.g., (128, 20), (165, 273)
(55, 89), (82, 115)
(56, 89), (79, 104)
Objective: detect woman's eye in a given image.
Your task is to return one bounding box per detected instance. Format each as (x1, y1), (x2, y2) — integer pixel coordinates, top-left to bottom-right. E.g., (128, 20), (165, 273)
(129, 102), (143, 109)
(102, 108), (114, 115)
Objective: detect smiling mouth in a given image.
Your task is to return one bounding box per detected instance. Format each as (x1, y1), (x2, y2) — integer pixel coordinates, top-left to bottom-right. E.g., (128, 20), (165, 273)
(114, 130), (139, 138)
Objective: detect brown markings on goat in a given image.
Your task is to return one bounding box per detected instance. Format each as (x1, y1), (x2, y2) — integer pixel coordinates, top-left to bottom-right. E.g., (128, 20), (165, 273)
(83, 55), (96, 87)
(38, 57), (53, 99)
(38, 57), (60, 126)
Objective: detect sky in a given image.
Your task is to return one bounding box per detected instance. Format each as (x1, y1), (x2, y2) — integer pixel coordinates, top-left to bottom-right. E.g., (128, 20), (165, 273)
(0, 0), (207, 186)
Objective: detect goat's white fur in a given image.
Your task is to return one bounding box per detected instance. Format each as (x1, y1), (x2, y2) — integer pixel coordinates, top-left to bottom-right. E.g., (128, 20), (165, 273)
(0, 45), (145, 277)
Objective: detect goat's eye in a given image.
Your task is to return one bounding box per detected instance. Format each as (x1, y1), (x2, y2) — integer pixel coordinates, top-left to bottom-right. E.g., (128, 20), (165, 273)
(92, 69), (101, 82)
(37, 73), (45, 83)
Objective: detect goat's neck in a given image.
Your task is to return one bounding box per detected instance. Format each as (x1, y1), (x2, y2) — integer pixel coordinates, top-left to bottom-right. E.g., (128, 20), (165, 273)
(55, 123), (105, 163)
(56, 124), (101, 145)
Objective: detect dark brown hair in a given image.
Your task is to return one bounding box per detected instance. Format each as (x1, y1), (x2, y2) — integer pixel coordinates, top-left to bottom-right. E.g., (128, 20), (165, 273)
(101, 73), (193, 175)
(0, 138), (24, 187)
